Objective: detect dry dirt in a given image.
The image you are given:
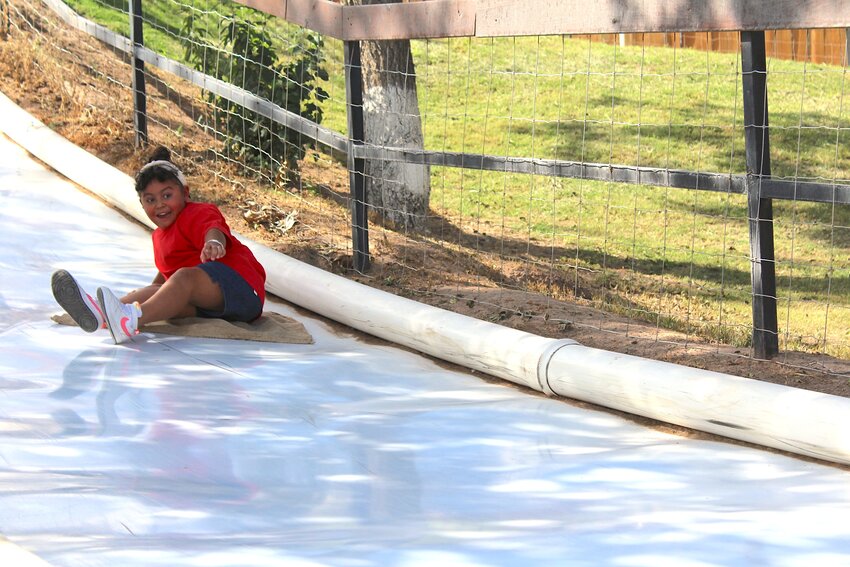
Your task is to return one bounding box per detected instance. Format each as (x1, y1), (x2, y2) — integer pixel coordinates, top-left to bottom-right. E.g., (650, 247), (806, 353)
(1, 4), (850, 400)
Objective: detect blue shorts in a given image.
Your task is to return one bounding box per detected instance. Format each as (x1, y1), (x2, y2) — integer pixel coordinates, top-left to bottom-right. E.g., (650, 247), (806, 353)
(196, 261), (263, 322)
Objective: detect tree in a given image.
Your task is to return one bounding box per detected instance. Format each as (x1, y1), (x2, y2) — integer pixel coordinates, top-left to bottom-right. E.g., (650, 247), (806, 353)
(345, 0), (430, 232)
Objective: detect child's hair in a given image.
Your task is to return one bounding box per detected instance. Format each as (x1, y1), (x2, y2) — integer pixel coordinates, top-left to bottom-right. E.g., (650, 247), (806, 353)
(134, 146), (187, 193)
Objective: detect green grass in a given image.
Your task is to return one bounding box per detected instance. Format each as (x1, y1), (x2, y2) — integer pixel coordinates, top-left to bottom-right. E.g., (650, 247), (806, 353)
(56, 0), (850, 357)
(412, 36), (850, 356)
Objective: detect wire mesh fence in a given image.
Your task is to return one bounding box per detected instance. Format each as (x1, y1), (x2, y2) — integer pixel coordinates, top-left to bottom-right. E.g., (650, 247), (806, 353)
(1, 0), (849, 383)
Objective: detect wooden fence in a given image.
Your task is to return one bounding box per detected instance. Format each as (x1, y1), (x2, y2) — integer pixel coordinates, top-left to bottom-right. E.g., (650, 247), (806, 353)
(580, 29), (849, 66)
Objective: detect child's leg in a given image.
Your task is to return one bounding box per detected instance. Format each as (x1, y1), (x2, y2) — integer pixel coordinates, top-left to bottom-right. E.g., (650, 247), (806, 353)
(121, 284), (161, 306)
(136, 267), (224, 325)
(99, 266), (228, 344)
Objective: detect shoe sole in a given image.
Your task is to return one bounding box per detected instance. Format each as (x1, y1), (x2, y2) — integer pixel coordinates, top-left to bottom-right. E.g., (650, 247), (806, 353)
(51, 270), (99, 333)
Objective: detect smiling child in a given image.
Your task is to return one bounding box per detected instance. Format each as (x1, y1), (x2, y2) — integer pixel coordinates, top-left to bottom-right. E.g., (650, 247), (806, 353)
(51, 146), (266, 344)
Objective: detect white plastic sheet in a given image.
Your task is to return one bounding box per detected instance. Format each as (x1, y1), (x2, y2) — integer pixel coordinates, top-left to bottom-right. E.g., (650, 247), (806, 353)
(2, 134), (850, 566)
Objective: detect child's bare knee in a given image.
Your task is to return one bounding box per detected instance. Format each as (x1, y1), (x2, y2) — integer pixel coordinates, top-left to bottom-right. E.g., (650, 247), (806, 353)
(171, 266), (205, 285)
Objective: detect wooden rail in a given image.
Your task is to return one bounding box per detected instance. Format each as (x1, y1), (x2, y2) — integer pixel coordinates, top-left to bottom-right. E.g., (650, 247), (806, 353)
(231, 0), (850, 40)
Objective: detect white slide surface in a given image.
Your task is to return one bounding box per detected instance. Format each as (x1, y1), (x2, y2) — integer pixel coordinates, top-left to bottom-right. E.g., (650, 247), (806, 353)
(2, 132), (850, 566)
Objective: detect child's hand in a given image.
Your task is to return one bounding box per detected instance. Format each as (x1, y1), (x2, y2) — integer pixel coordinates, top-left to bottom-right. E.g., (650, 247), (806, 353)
(201, 239), (226, 262)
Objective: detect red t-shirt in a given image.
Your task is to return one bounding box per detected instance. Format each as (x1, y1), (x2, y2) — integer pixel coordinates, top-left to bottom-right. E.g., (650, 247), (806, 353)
(152, 202), (266, 304)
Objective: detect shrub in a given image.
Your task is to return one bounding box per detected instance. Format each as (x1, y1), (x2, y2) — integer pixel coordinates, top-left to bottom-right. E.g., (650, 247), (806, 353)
(183, 8), (328, 187)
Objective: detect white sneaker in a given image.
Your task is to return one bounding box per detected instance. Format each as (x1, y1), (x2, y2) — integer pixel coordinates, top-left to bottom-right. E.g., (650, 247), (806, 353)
(51, 270), (105, 333)
(96, 286), (141, 345)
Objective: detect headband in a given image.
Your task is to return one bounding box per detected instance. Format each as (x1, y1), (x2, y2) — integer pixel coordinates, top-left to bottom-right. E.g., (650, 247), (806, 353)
(138, 159), (187, 187)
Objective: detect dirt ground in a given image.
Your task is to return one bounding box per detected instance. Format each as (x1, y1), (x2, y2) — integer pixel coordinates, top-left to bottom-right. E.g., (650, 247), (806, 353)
(2, 4), (850, 399)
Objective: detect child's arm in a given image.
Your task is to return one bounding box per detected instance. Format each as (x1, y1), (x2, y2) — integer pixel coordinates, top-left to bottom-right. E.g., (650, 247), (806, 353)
(201, 228), (228, 263)
(152, 271), (165, 285)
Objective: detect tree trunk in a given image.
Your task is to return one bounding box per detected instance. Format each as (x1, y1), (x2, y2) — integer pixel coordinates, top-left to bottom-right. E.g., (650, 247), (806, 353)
(345, 0), (430, 232)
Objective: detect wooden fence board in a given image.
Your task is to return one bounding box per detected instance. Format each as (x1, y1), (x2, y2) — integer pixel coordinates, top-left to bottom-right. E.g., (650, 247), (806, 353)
(234, 0), (850, 41)
(285, 0), (342, 37)
(340, 0), (474, 40)
(475, 0), (850, 37)
(233, 0), (286, 19)
(231, 0), (849, 66)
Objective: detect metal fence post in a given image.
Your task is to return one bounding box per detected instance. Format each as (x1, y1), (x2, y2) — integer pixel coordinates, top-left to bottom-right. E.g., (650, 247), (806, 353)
(129, 0), (148, 147)
(344, 40), (370, 272)
(740, 31), (779, 360)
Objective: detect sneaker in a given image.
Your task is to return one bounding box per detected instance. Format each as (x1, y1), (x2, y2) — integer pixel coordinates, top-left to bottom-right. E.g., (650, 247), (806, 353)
(97, 286), (141, 345)
(51, 269), (105, 333)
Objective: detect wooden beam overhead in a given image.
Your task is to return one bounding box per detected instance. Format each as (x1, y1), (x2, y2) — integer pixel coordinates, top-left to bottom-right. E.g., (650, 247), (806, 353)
(286, 0), (343, 38)
(234, 0), (850, 41)
(341, 0), (475, 40)
(232, 0), (286, 19)
(475, 0), (850, 36)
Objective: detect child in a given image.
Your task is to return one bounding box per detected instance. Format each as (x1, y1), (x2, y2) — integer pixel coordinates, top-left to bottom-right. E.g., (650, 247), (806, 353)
(52, 146), (267, 344)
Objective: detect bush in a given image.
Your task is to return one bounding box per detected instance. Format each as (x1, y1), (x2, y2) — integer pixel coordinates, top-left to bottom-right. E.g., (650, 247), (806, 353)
(183, 8), (328, 187)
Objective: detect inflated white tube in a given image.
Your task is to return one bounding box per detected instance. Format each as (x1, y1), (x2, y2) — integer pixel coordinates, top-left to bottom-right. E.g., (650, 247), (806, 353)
(544, 345), (850, 464)
(5, 90), (850, 465)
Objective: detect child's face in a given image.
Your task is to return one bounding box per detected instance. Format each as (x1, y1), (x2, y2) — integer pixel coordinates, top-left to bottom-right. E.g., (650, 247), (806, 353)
(139, 178), (189, 229)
